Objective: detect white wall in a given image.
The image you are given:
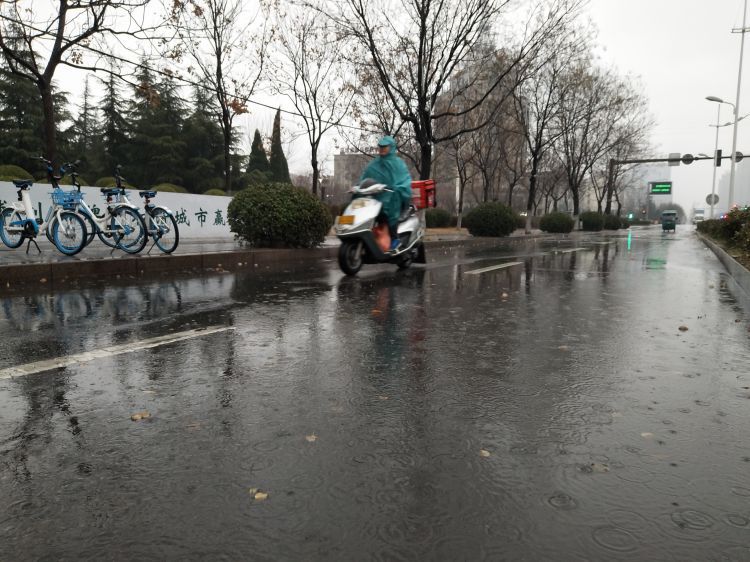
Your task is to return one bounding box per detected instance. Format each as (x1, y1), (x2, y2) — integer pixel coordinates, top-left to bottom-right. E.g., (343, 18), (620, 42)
(0, 182), (233, 240)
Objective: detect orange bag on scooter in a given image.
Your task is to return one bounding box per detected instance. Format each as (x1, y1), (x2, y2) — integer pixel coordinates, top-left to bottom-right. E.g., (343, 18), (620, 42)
(373, 223), (391, 252)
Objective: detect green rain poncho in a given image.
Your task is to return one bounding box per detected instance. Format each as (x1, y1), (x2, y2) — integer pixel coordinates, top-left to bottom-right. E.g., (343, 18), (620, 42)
(358, 136), (413, 226)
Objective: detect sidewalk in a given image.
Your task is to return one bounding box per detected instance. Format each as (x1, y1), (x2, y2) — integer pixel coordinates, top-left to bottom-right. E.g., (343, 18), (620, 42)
(0, 228), (559, 291)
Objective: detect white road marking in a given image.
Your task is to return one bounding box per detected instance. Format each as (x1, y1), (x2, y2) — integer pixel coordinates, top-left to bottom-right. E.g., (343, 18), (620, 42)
(0, 326), (235, 380)
(553, 247), (587, 254)
(465, 261), (523, 275)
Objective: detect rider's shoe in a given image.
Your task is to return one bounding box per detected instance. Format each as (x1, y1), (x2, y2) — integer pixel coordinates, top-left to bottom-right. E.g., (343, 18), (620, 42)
(388, 239), (401, 253)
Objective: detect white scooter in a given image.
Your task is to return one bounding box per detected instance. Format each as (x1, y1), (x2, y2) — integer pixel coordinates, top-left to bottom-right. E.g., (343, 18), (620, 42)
(335, 180), (426, 276)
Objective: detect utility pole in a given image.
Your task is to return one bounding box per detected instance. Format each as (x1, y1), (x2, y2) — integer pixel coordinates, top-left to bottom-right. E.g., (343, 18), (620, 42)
(730, 0), (749, 208)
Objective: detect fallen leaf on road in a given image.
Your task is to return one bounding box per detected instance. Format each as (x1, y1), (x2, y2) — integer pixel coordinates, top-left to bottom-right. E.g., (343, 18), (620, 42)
(590, 463), (610, 473)
(305, 434), (317, 443)
(558, 345), (570, 351)
(248, 488), (268, 501)
(479, 449), (491, 458)
(641, 432), (654, 439)
(130, 411), (150, 422)
(501, 292), (509, 298)
(378, 395), (389, 401)
(678, 326), (688, 332)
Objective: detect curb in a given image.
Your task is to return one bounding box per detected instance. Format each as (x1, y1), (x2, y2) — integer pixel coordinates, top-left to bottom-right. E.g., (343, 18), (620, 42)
(697, 233), (750, 298)
(0, 232), (578, 292)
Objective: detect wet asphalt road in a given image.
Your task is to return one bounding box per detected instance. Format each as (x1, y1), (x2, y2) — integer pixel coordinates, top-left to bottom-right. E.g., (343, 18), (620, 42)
(2, 226), (750, 561)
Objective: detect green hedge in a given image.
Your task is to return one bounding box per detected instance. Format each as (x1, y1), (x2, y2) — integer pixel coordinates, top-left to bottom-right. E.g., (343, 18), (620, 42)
(603, 214), (622, 230)
(426, 208), (451, 228)
(228, 182), (333, 248)
(580, 211), (604, 231)
(539, 212), (574, 233)
(203, 188), (227, 196)
(154, 183), (188, 193)
(0, 164), (33, 180)
(463, 202), (518, 237)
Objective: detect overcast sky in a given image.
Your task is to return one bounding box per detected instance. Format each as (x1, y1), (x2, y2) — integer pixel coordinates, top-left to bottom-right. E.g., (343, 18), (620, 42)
(588, 0), (750, 210)
(270, 0), (750, 210)
(45, 0), (750, 209)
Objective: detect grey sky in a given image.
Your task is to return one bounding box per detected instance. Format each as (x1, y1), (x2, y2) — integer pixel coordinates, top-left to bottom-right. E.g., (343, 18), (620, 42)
(589, 0), (750, 211)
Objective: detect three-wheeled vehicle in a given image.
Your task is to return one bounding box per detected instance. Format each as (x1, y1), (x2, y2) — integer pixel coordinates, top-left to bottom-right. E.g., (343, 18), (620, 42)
(661, 210), (678, 233)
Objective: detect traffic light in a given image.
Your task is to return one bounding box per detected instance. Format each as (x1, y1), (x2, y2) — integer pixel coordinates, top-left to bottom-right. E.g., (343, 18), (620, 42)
(716, 149), (723, 167)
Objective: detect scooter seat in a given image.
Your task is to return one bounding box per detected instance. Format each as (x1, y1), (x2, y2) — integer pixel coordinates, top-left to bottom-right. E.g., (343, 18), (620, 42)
(12, 179), (32, 188)
(398, 204), (416, 222)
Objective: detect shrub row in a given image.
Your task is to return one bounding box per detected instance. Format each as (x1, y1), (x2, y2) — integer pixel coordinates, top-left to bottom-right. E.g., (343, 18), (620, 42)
(228, 182), (332, 248)
(697, 209), (750, 253)
(463, 202), (519, 237)
(539, 212), (574, 233)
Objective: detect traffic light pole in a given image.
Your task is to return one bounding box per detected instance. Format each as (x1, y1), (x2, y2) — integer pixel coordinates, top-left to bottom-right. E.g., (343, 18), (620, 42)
(604, 154), (737, 215)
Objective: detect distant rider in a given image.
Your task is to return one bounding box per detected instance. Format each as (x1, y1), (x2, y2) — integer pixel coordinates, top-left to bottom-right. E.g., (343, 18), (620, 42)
(359, 136), (412, 252)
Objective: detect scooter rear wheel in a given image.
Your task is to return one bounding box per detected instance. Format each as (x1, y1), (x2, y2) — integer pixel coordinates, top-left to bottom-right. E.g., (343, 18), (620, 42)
(339, 240), (363, 276)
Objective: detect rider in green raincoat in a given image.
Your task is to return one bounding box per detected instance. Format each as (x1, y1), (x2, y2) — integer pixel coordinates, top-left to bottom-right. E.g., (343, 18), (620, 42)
(359, 136), (412, 251)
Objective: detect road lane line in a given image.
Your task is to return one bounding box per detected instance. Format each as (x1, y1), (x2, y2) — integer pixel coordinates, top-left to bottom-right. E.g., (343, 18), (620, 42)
(464, 261), (523, 275)
(555, 247), (588, 254)
(0, 326), (235, 380)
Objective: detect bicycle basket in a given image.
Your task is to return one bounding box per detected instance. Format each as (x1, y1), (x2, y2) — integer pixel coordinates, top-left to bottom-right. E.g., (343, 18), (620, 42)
(51, 189), (84, 210)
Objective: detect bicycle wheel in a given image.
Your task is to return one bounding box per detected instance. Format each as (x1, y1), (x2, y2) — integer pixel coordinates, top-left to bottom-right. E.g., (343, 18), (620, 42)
(80, 212), (97, 246)
(0, 208), (25, 248)
(52, 211), (87, 255)
(111, 206), (147, 254)
(151, 208), (179, 254)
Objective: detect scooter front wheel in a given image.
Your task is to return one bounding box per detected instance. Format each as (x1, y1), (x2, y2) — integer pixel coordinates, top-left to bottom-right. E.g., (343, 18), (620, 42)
(339, 240), (363, 276)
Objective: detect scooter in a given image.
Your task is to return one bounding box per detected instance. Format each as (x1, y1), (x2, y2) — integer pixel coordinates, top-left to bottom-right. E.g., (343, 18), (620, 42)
(335, 181), (426, 276)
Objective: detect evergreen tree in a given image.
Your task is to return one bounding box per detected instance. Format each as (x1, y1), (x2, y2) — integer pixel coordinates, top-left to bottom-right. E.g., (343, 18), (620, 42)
(128, 65), (187, 187)
(269, 109), (291, 183)
(69, 76), (101, 176)
(182, 85), (224, 193)
(246, 129), (270, 176)
(98, 71), (129, 180)
(0, 61), (45, 173)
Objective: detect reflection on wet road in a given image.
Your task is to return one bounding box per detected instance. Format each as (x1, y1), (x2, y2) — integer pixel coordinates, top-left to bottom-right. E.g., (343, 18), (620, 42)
(2, 227), (750, 560)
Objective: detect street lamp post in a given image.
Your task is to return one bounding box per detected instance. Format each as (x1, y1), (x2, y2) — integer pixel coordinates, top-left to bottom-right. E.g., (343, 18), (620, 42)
(730, 0), (749, 208)
(710, 103), (721, 218)
(707, 95), (737, 212)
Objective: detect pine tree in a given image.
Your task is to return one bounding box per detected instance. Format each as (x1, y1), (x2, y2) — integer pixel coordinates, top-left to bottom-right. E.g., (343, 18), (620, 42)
(182, 85), (224, 193)
(269, 108), (291, 183)
(0, 62), (45, 173)
(98, 71), (129, 179)
(69, 76), (101, 176)
(246, 129), (270, 176)
(128, 65), (186, 187)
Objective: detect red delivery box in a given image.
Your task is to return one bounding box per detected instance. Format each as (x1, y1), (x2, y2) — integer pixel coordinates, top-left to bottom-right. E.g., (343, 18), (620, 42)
(411, 179), (436, 209)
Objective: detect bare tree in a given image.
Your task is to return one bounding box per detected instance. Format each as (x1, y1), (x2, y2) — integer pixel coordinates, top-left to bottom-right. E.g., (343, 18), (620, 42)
(554, 60), (651, 217)
(272, 9), (355, 195)
(514, 36), (580, 233)
(0, 0), (159, 161)
(314, 0), (581, 179)
(170, 0), (269, 192)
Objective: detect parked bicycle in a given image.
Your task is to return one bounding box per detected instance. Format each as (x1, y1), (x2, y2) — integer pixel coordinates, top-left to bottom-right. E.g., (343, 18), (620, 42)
(113, 166), (180, 254)
(0, 158), (87, 255)
(62, 161), (147, 254)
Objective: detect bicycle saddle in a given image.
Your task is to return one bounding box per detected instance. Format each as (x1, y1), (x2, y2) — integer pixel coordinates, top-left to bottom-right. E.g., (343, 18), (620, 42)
(139, 191), (157, 198)
(100, 188), (120, 196)
(12, 179), (32, 188)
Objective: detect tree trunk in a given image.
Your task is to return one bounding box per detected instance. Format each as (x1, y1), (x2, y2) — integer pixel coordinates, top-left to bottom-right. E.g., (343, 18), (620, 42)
(603, 159), (616, 215)
(222, 110), (232, 193)
(419, 142), (432, 180)
(40, 82), (56, 160)
(311, 154), (319, 196)
(525, 160), (538, 234)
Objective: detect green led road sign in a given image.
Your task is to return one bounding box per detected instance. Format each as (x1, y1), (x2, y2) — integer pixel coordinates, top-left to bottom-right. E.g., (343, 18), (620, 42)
(650, 181), (672, 194)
